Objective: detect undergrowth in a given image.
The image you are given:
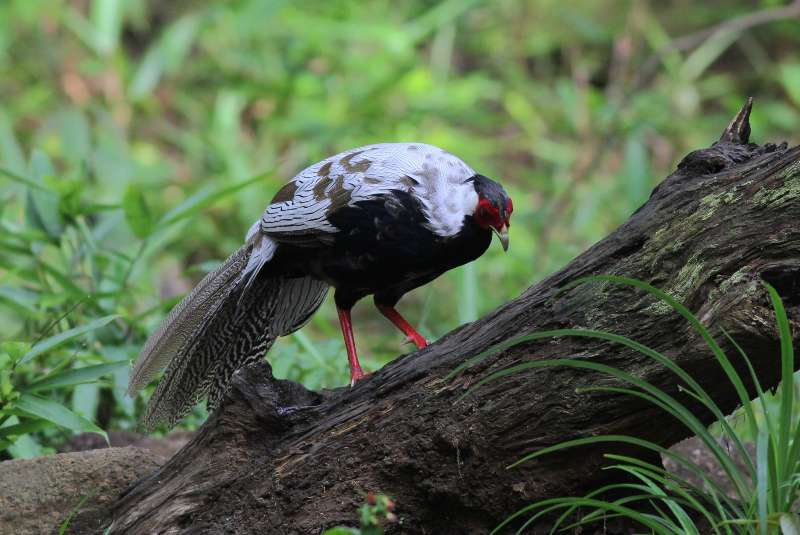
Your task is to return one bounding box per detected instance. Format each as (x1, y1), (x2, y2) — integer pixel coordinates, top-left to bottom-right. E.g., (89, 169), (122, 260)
(457, 276), (800, 534)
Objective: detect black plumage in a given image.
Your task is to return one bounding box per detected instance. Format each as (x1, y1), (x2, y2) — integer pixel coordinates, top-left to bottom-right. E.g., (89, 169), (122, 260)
(268, 189), (493, 309)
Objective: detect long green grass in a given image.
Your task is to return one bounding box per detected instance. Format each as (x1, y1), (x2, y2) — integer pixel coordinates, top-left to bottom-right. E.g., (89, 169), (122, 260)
(456, 276), (800, 534)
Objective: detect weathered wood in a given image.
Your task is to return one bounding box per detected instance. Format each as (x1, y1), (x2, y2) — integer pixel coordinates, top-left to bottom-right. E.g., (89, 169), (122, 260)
(106, 100), (800, 534)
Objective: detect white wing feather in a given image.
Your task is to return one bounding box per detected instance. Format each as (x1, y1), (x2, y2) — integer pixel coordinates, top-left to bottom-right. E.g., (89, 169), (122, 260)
(260, 143), (479, 240)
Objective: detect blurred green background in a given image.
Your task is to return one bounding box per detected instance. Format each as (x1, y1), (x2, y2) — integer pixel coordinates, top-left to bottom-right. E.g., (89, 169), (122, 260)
(1, 0), (799, 457)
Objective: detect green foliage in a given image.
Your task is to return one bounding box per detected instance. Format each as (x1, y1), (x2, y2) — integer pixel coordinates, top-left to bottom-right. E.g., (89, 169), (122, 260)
(0, 322), (124, 456)
(322, 493), (398, 535)
(457, 277), (800, 534)
(1, 0), (800, 452)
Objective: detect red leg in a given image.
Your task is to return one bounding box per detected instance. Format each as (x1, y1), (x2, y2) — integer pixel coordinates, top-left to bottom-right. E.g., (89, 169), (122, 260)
(337, 306), (365, 386)
(375, 304), (428, 349)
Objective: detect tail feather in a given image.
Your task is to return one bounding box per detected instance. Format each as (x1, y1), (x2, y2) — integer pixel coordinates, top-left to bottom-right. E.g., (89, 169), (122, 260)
(141, 274), (277, 429)
(205, 275), (281, 413)
(127, 243), (251, 396)
(130, 234), (329, 431)
(205, 275), (328, 413)
(270, 275), (329, 336)
(237, 232), (277, 304)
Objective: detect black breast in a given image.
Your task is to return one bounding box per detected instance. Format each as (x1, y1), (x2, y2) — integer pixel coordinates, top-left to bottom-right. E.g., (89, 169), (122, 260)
(276, 190), (492, 309)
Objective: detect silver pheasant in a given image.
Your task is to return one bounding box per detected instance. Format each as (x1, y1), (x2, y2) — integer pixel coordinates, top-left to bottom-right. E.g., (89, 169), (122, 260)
(127, 143), (512, 430)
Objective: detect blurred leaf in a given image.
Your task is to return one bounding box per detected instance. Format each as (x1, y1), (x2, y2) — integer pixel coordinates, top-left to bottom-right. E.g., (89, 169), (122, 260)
(0, 166), (48, 191)
(57, 108), (92, 165)
(25, 189), (60, 238)
(780, 64), (800, 108)
(623, 134), (649, 210)
(122, 184), (155, 239)
(1, 373), (12, 400)
(0, 286), (38, 316)
(5, 420), (44, 459)
(26, 362), (126, 392)
(13, 393), (107, 440)
(0, 418), (51, 440)
(292, 330), (325, 363)
(91, 0), (123, 55)
(0, 112), (26, 175)
(407, 0), (482, 43)
(63, 7), (102, 55)
(63, 0), (122, 56)
(212, 90), (250, 179)
(72, 382), (100, 421)
(130, 14), (202, 98)
(20, 315), (119, 365)
(458, 263), (478, 324)
(681, 30), (741, 82)
(36, 259), (90, 299)
(159, 172), (267, 227)
(25, 150), (63, 238)
(2, 341), (31, 363)
(105, 345), (134, 417)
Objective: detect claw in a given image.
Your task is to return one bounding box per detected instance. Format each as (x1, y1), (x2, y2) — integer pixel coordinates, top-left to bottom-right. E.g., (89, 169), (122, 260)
(376, 303), (428, 350)
(402, 335), (428, 349)
(349, 369), (370, 386)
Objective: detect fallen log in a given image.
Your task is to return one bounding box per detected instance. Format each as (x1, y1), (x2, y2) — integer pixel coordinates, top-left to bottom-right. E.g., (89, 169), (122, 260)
(106, 99), (800, 534)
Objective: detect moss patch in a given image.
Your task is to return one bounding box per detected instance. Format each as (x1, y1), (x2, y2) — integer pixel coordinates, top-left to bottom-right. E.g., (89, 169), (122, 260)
(698, 189), (743, 220)
(751, 163), (800, 207)
(645, 255), (706, 315)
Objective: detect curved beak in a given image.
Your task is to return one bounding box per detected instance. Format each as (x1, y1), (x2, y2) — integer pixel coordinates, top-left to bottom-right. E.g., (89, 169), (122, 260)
(492, 224), (509, 252)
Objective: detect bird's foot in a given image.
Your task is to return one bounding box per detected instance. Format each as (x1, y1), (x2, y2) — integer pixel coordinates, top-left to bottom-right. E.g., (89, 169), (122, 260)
(402, 334), (428, 350)
(349, 369), (371, 387)
(375, 304), (428, 350)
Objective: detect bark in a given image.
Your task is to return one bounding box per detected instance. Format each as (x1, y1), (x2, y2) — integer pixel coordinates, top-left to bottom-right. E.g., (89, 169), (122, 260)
(106, 100), (800, 534)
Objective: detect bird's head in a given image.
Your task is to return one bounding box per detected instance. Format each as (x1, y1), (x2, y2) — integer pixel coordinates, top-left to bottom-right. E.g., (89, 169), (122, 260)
(470, 174), (513, 251)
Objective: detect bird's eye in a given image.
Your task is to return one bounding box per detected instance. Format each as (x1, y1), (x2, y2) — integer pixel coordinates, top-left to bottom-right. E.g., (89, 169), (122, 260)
(507, 198), (513, 215)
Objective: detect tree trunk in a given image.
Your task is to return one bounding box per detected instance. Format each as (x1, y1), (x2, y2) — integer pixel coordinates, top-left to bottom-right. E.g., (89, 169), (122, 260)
(106, 100), (800, 534)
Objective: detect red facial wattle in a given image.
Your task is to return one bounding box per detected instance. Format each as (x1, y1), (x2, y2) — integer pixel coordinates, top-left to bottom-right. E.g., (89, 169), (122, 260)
(474, 197), (500, 229)
(474, 196), (511, 251)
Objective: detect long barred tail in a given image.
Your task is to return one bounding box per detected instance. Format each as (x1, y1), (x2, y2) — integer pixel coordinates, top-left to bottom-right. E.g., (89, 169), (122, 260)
(128, 237), (328, 431)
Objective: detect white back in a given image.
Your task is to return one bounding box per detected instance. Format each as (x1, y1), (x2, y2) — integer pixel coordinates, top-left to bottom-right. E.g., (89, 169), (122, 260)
(260, 143), (479, 238)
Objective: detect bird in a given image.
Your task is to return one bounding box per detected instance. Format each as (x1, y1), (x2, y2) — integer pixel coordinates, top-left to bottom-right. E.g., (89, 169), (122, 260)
(127, 142), (513, 430)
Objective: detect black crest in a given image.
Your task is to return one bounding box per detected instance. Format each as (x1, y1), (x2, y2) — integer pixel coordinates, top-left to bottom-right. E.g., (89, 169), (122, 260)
(470, 174), (510, 220)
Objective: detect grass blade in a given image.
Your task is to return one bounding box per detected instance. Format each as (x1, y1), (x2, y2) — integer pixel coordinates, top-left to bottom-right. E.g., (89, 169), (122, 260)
(566, 276), (759, 434)
(25, 362), (127, 392)
(0, 167), (49, 191)
(13, 393), (107, 441)
(763, 283), (794, 491)
(756, 428), (768, 535)
(159, 172), (268, 227)
(19, 315), (119, 365)
(470, 358), (752, 501)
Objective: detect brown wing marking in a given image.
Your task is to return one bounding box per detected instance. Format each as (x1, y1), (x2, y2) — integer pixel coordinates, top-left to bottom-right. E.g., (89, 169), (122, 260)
(339, 150), (371, 173)
(313, 176), (333, 201)
(317, 161), (333, 177)
(271, 181), (298, 203)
